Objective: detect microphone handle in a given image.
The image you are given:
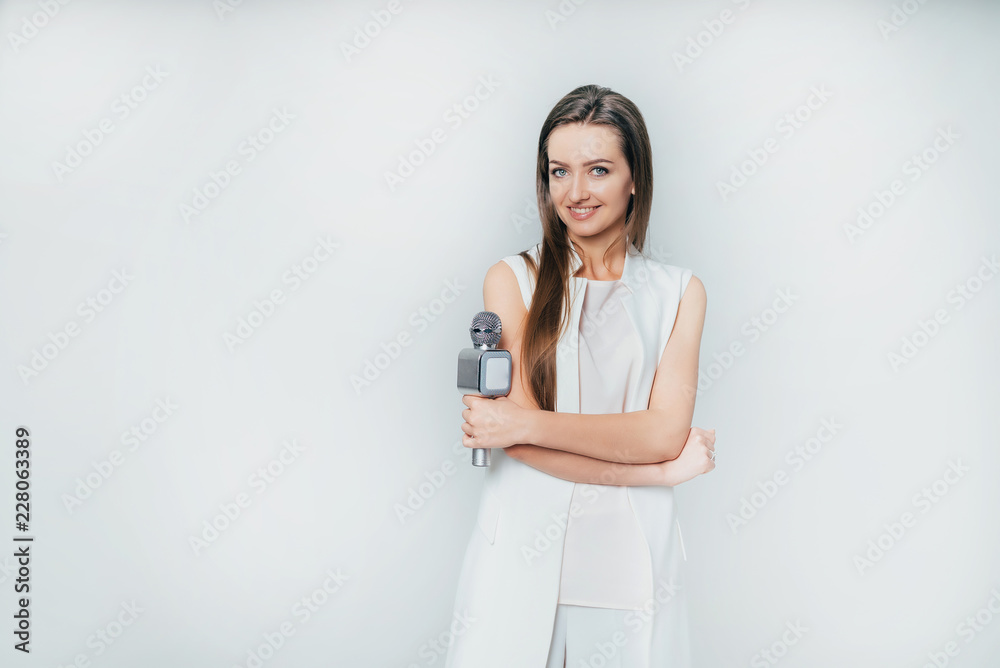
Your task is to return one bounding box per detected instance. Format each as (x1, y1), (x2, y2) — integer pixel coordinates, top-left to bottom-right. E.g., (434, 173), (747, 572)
(472, 447), (490, 467)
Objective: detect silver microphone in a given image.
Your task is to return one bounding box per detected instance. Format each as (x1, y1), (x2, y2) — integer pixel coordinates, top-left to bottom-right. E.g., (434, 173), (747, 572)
(456, 311), (512, 467)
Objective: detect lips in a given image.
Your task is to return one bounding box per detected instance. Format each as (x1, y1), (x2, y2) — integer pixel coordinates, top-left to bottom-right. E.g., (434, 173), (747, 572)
(568, 205), (600, 220)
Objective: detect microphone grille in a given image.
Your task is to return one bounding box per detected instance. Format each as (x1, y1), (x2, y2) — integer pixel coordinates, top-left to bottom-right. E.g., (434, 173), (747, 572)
(470, 311), (502, 346)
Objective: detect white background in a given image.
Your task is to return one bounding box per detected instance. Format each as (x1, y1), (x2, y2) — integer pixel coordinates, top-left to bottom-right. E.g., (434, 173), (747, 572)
(1, 0), (998, 666)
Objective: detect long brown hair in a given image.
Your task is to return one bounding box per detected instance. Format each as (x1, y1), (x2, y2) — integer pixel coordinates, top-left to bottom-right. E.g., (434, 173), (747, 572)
(519, 84), (654, 412)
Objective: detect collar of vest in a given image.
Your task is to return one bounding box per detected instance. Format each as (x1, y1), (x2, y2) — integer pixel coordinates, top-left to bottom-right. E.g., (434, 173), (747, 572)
(563, 229), (643, 294)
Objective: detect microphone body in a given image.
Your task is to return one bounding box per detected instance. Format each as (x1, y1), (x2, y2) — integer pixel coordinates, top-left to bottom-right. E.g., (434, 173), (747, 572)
(457, 311), (512, 467)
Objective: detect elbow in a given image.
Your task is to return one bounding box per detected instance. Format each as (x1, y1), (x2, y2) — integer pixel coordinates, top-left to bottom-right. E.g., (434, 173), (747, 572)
(625, 435), (682, 464)
(655, 431), (686, 463)
(643, 410), (689, 462)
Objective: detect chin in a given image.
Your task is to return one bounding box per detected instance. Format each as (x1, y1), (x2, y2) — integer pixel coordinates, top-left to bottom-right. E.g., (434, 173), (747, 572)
(566, 220), (615, 237)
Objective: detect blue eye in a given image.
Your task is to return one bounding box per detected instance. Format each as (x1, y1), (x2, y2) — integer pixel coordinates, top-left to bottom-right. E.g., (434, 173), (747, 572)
(550, 166), (609, 177)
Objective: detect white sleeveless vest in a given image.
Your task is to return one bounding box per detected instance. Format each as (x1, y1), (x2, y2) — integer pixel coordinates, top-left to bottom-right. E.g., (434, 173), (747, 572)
(444, 238), (694, 668)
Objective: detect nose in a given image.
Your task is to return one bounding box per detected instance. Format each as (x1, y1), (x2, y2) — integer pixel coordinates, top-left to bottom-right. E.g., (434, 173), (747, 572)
(568, 172), (589, 203)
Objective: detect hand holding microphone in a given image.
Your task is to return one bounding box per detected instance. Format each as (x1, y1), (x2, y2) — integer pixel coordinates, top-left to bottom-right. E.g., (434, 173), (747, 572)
(456, 311), (512, 467)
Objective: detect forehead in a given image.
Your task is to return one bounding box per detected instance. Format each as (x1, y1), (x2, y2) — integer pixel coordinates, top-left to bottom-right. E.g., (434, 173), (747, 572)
(547, 123), (623, 164)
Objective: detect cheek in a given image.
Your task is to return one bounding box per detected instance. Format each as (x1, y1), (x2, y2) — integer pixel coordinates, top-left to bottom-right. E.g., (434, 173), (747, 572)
(618, 179), (635, 203)
(591, 179), (628, 203)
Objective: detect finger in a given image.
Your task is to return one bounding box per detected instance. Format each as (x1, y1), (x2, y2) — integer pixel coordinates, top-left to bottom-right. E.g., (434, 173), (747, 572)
(460, 422), (473, 436)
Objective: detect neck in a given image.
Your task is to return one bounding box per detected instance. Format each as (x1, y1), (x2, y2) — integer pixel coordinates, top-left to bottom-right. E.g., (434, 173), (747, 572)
(568, 227), (628, 281)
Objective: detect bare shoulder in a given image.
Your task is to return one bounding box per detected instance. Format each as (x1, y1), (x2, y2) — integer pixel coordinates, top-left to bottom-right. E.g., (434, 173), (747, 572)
(484, 258), (516, 286)
(483, 260), (528, 350)
(682, 274), (707, 312)
(483, 258), (536, 408)
(671, 273), (706, 340)
(483, 260), (522, 309)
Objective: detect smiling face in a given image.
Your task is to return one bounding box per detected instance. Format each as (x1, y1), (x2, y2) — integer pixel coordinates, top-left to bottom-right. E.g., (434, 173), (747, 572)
(546, 122), (634, 241)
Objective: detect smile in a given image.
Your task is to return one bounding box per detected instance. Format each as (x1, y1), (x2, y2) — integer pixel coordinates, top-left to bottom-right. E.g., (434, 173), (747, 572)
(568, 205), (600, 220)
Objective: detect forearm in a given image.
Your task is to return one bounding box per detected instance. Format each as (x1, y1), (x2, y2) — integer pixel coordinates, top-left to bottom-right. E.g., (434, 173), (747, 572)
(506, 444), (665, 486)
(522, 408), (685, 464)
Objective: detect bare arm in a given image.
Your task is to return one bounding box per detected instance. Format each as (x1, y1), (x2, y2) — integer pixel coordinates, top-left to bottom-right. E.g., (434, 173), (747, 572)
(521, 410), (671, 465)
(505, 443), (665, 486)
(506, 435), (714, 487)
(520, 276), (707, 464)
(476, 260), (662, 483)
(477, 262), (706, 469)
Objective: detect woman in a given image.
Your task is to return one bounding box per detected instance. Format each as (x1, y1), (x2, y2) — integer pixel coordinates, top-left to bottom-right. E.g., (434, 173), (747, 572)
(445, 84), (715, 668)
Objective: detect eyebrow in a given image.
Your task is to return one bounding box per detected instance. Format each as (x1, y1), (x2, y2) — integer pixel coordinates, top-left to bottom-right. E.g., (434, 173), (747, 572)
(548, 159), (613, 167)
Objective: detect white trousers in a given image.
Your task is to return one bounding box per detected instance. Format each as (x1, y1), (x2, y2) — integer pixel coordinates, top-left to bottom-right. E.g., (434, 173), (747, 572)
(545, 603), (653, 668)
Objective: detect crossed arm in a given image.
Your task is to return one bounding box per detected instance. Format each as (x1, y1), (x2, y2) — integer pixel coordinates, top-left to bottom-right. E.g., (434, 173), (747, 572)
(505, 441), (672, 487)
(476, 260), (709, 487)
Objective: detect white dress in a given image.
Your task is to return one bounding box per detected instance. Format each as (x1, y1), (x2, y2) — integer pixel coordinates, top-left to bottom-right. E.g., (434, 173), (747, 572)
(556, 278), (654, 610)
(444, 240), (695, 668)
